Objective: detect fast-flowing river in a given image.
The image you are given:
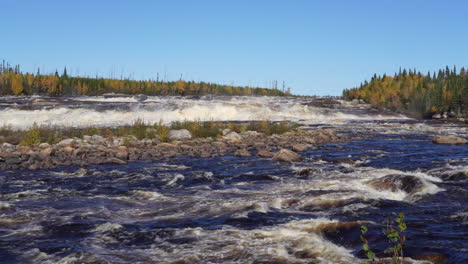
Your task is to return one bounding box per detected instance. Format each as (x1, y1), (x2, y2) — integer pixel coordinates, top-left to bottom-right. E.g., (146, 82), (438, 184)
(0, 96), (467, 263)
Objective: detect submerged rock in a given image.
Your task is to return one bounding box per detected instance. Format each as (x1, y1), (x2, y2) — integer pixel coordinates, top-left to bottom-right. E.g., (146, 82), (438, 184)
(432, 135), (467, 145)
(134, 94), (148, 102)
(367, 174), (424, 194)
(333, 158), (355, 165)
(439, 170), (468, 181)
(273, 149), (301, 162)
(413, 253), (446, 263)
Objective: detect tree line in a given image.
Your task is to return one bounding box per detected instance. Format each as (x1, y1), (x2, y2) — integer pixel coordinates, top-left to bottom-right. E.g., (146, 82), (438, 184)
(343, 66), (468, 118)
(0, 61), (290, 97)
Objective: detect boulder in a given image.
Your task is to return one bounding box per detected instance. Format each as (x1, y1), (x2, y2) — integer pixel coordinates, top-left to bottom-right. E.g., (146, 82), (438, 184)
(224, 132), (242, 142)
(292, 144), (308, 152)
(257, 150), (274, 157)
(57, 138), (76, 147)
(115, 149), (129, 160)
(222, 128), (231, 136)
(106, 158), (127, 164)
(62, 146), (74, 154)
(1, 142), (15, 149)
(367, 174), (423, 194)
(40, 147), (53, 156)
(38, 143), (51, 149)
(90, 135), (107, 145)
(5, 156), (21, 164)
(432, 136), (467, 145)
(273, 149), (301, 162)
(168, 129), (192, 140)
(234, 149), (252, 157)
(241, 131), (262, 137)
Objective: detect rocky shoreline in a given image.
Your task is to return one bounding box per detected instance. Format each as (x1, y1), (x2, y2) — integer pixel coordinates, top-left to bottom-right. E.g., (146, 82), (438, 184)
(0, 129), (350, 170)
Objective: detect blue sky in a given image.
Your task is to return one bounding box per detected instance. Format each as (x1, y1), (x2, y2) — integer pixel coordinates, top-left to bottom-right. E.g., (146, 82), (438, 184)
(2, 0), (467, 95)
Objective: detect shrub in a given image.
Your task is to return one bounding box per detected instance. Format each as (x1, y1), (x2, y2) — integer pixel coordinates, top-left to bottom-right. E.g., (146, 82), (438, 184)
(131, 118), (147, 140)
(20, 125), (41, 146)
(155, 120), (170, 142)
(360, 213), (407, 264)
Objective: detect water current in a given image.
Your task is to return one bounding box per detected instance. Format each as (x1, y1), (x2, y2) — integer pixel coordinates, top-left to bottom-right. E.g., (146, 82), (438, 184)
(0, 96), (467, 263)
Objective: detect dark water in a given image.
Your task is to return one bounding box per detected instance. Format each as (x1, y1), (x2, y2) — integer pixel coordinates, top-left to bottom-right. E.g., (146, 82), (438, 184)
(0, 120), (467, 263)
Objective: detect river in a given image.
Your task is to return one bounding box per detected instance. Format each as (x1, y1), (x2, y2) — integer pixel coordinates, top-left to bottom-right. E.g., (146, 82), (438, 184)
(0, 96), (467, 263)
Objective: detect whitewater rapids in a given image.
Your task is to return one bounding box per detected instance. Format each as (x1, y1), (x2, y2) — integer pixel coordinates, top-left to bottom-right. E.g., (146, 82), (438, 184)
(0, 95), (406, 129)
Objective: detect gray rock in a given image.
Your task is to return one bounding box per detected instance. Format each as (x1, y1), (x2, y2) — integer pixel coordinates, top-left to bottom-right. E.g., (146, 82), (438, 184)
(224, 132), (242, 142)
(241, 130), (262, 137)
(29, 152), (45, 161)
(40, 147), (53, 156)
(1, 143), (15, 149)
(90, 135), (106, 145)
(234, 149), (252, 157)
(57, 138), (76, 147)
(5, 156), (21, 164)
(222, 128), (232, 136)
(37, 143), (50, 149)
(168, 129), (192, 140)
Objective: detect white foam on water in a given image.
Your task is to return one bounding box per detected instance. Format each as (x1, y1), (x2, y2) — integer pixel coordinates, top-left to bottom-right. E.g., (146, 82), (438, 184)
(0, 201), (11, 210)
(93, 222), (123, 233)
(0, 96), (408, 129)
(131, 190), (164, 200)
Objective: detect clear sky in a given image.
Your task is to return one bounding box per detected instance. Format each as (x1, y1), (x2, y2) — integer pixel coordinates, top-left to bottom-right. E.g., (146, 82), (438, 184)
(2, 0), (467, 95)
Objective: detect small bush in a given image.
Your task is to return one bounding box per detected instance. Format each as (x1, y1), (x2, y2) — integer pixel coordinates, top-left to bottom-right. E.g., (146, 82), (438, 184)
(131, 118), (147, 140)
(155, 120), (170, 142)
(20, 125), (41, 146)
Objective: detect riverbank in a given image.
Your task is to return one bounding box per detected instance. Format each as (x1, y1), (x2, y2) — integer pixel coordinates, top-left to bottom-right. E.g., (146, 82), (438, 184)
(0, 125), (350, 170)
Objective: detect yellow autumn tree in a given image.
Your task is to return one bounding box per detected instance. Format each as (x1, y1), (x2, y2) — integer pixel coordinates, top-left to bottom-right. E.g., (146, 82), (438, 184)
(11, 74), (24, 95)
(175, 80), (185, 95)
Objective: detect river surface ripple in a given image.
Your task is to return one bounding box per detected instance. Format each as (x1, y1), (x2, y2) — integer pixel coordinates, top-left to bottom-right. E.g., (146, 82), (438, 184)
(0, 96), (467, 263)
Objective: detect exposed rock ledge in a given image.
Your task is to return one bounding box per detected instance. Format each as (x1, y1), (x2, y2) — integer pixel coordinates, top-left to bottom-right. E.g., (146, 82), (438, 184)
(432, 135), (467, 145)
(0, 129), (349, 170)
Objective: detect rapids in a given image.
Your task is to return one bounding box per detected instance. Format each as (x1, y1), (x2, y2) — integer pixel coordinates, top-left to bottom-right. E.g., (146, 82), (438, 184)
(0, 96), (467, 263)
(0, 95), (406, 129)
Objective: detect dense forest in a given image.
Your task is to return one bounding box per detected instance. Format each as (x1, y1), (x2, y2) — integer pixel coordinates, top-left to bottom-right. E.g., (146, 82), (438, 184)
(343, 66), (468, 118)
(0, 61), (290, 97)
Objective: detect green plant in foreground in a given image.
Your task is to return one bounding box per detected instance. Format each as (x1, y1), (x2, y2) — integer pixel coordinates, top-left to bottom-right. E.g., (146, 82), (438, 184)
(360, 213), (407, 264)
(154, 120), (170, 142)
(360, 225), (376, 264)
(384, 213), (407, 264)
